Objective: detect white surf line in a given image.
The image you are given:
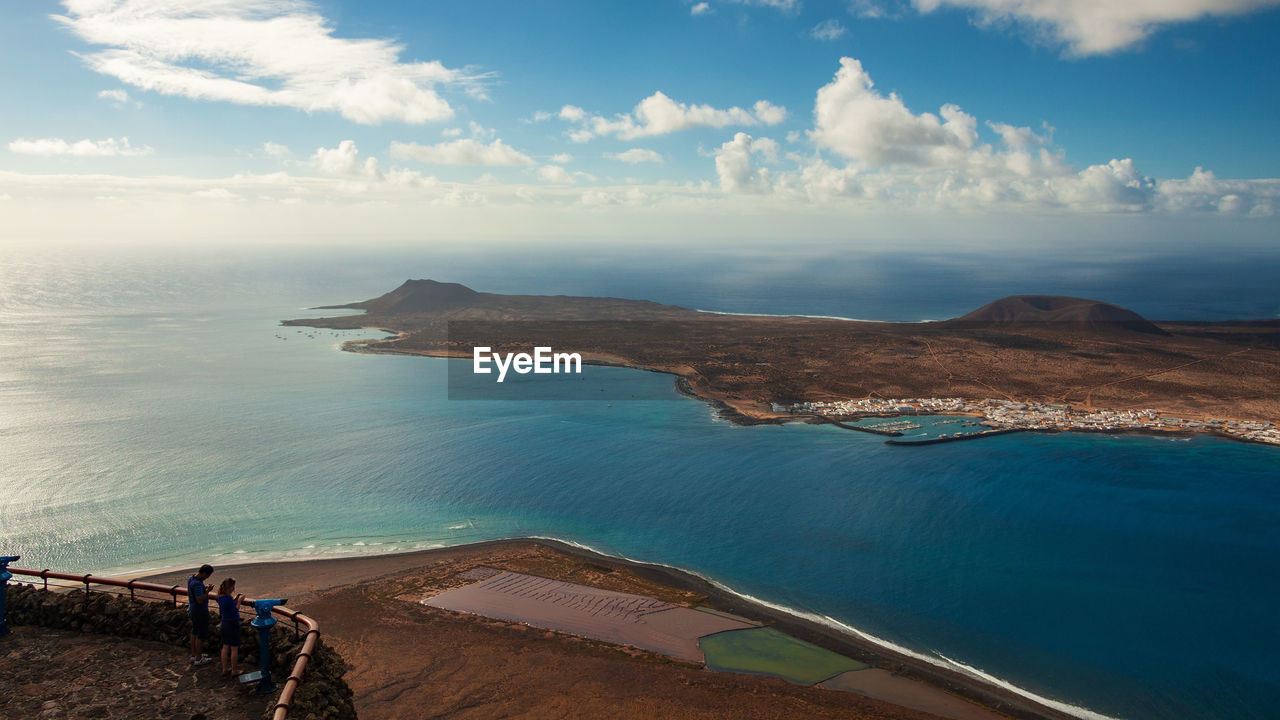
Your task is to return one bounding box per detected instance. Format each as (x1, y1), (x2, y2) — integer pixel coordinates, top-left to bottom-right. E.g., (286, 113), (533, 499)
(527, 535), (1122, 720)
(108, 532), (1122, 720)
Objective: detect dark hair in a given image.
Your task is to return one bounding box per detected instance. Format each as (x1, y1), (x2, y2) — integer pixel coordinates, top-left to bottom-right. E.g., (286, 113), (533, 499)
(199, 564), (214, 576)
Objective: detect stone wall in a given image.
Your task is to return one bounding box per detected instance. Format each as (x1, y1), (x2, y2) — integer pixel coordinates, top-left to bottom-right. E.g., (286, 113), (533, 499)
(6, 583), (357, 720)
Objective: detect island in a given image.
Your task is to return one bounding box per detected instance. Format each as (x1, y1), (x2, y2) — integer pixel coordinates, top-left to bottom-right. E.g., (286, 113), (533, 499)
(286, 280), (1280, 446)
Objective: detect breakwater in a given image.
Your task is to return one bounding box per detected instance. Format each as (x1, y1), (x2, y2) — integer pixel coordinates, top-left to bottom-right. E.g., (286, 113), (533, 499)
(885, 428), (1027, 446)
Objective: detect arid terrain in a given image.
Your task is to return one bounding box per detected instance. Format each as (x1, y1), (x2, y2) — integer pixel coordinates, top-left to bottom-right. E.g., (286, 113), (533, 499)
(146, 540), (1066, 720)
(286, 280), (1280, 423)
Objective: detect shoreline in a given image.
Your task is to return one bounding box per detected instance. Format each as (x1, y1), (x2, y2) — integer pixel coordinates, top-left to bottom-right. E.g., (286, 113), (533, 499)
(339, 335), (1278, 448)
(139, 537), (1100, 720)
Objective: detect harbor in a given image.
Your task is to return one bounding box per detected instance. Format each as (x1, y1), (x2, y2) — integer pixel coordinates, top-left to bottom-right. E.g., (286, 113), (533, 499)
(776, 397), (1280, 446)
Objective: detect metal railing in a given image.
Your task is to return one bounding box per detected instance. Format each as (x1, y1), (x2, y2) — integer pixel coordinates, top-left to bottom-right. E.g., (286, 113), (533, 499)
(7, 567), (319, 720)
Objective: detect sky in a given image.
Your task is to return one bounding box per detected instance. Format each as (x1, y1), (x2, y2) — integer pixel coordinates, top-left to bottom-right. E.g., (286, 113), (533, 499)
(1, 0), (1279, 248)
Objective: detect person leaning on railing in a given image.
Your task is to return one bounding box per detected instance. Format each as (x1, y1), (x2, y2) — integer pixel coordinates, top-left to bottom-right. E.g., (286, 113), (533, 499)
(186, 564), (215, 665)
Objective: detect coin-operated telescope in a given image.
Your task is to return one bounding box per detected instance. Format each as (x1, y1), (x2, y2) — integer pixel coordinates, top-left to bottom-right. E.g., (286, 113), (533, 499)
(0, 555), (19, 638)
(245, 598), (288, 694)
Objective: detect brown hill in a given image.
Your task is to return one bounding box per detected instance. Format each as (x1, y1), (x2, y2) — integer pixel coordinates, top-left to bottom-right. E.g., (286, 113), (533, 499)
(345, 279), (482, 314)
(948, 295), (1167, 335)
(322, 279), (697, 322)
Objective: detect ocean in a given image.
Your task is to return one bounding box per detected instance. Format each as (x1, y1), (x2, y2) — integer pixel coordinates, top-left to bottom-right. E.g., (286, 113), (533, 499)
(1, 241), (1278, 719)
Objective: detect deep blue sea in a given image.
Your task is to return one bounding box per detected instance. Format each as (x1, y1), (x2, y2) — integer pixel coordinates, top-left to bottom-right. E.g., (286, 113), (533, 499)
(2, 241), (1278, 720)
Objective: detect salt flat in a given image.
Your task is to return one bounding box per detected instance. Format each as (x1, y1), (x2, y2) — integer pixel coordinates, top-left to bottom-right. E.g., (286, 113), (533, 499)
(423, 569), (755, 662)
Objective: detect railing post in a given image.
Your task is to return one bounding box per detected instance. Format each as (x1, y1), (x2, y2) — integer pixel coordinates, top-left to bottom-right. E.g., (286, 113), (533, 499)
(0, 555), (19, 638)
(82, 574), (93, 596)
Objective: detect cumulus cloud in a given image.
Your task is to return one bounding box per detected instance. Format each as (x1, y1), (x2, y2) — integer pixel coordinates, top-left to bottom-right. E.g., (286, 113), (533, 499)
(8, 136), (153, 157)
(390, 138), (535, 166)
(811, 19), (848, 40)
(1157, 167), (1279, 217)
(912, 0), (1280, 55)
(608, 148), (663, 164)
(691, 2), (713, 15)
(310, 140), (382, 178)
(538, 165), (574, 184)
(708, 57), (1280, 216)
(560, 92), (786, 141)
(550, 153), (574, 164)
(54, 0), (484, 124)
(714, 132), (779, 193)
(811, 58), (977, 167)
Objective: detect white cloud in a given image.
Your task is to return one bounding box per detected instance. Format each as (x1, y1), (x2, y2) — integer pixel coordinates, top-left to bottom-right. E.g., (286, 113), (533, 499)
(468, 121), (496, 141)
(721, 0), (799, 11)
(54, 0), (484, 124)
(537, 164), (596, 184)
(715, 133), (778, 193)
(609, 148), (664, 164)
(1157, 167), (1280, 217)
(913, 0), (1280, 55)
(538, 165), (574, 184)
(310, 140), (382, 178)
(811, 58), (977, 167)
(97, 88), (131, 103)
(849, 0), (898, 18)
(561, 92), (787, 141)
(811, 19), (848, 40)
(559, 105), (587, 122)
(752, 100), (788, 125)
(550, 153), (574, 164)
(691, 2), (713, 15)
(263, 141), (291, 160)
(703, 57), (1280, 216)
(390, 138), (535, 166)
(192, 187), (238, 200)
(8, 137), (153, 157)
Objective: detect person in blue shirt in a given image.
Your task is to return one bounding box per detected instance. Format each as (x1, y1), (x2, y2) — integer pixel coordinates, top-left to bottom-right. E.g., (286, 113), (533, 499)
(187, 564), (214, 665)
(215, 577), (245, 678)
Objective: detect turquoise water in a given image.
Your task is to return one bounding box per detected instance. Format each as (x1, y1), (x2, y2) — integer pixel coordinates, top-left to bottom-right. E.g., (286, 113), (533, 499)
(1, 245), (1278, 719)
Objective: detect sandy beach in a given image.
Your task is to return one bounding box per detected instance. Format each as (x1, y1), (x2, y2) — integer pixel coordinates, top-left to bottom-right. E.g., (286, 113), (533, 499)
(142, 539), (1076, 720)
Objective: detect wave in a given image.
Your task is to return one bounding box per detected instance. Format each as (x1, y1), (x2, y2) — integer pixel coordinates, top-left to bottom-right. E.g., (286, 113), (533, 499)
(112, 532), (1119, 720)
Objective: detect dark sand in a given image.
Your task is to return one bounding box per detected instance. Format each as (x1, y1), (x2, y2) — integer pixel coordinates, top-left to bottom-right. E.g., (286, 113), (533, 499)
(144, 539), (1072, 720)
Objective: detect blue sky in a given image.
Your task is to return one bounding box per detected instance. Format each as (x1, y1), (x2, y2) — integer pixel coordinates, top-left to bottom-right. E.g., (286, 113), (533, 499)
(1, 1), (1278, 244)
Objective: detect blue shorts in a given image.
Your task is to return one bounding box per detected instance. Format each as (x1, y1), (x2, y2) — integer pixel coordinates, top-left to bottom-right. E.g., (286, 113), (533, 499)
(190, 606), (210, 641)
(220, 621), (241, 647)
